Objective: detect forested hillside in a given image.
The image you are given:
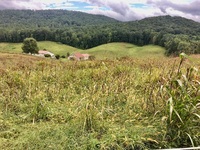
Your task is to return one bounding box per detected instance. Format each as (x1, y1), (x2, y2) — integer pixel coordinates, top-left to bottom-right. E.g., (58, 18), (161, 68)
(0, 10), (200, 55)
(0, 9), (118, 28)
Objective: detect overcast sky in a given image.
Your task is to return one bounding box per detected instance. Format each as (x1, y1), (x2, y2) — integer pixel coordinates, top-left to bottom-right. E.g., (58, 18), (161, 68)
(0, 0), (200, 22)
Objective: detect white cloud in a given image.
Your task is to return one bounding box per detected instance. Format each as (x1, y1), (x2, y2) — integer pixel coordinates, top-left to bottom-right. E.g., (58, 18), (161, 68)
(0, 0), (199, 22)
(147, 0), (200, 22)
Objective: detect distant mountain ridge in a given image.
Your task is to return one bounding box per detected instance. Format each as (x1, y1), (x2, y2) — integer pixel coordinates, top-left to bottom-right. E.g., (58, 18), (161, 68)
(136, 15), (200, 35)
(0, 9), (118, 29)
(0, 10), (200, 55)
(0, 10), (200, 33)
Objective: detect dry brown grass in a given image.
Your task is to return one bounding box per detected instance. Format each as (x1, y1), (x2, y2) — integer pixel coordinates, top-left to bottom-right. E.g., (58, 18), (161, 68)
(0, 52), (199, 149)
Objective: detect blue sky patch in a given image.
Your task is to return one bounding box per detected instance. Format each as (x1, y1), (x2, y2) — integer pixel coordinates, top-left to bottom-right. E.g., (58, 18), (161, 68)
(99, 6), (110, 11)
(72, 2), (93, 10)
(131, 3), (147, 8)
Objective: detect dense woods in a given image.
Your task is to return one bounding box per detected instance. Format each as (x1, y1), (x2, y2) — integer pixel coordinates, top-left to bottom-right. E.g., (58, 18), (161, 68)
(0, 10), (200, 55)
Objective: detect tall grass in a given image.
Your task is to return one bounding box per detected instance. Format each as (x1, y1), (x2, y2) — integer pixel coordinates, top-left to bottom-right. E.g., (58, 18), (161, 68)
(0, 53), (199, 149)
(138, 53), (200, 148)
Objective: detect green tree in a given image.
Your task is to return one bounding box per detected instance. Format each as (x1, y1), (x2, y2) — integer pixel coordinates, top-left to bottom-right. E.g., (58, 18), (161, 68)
(22, 38), (39, 54)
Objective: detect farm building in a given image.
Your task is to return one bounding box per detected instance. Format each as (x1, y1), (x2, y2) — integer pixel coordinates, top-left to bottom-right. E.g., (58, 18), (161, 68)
(68, 52), (90, 60)
(38, 50), (55, 58)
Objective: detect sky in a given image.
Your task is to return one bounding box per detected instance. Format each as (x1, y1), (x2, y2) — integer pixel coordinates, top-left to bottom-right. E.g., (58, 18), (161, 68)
(0, 0), (200, 22)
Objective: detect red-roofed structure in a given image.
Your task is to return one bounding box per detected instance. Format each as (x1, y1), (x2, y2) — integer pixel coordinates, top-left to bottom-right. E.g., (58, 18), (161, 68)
(68, 52), (90, 60)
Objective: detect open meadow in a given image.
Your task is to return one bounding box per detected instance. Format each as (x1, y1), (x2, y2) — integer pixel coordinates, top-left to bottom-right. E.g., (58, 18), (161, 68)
(0, 42), (165, 59)
(0, 41), (81, 56)
(0, 50), (199, 149)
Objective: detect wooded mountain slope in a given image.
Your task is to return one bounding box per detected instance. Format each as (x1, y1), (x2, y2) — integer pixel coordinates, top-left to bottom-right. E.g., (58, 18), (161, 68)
(135, 15), (200, 35)
(0, 9), (118, 29)
(0, 10), (200, 55)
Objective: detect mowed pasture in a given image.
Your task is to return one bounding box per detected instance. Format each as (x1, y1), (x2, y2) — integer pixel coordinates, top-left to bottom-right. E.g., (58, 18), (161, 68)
(87, 43), (166, 59)
(0, 52), (199, 149)
(0, 42), (165, 59)
(0, 41), (81, 55)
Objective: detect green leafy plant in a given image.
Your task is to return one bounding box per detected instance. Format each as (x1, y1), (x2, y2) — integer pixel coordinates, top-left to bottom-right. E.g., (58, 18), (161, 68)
(55, 54), (60, 59)
(22, 38), (39, 54)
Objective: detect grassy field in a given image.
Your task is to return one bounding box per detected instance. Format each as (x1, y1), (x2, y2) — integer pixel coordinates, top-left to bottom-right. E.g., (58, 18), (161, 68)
(37, 41), (81, 56)
(0, 52), (199, 149)
(87, 43), (165, 59)
(0, 41), (165, 59)
(0, 43), (23, 53)
(0, 41), (81, 55)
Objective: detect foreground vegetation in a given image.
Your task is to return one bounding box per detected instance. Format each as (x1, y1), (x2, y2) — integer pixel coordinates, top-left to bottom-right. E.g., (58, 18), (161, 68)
(0, 53), (199, 149)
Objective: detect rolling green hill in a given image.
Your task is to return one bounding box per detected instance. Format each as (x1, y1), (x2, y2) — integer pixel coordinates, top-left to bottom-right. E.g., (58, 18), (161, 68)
(37, 41), (81, 55)
(87, 43), (165, 59)
(0, 41), (82, 56)
(0, 10), (200, 55)
(0, 42), (165, 59)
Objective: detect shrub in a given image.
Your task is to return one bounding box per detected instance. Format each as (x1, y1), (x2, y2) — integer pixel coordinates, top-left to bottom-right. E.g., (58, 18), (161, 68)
(89, 55), (95, 60)
(22, 38), (39, 54)
(61, 55), (66, 58)
(66, 52), (70, 57)
(44, 54), (51, 58)
(55, 54), (60, 59)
